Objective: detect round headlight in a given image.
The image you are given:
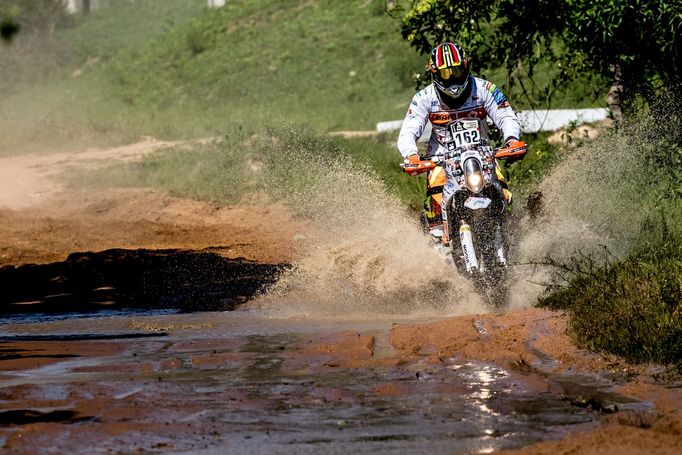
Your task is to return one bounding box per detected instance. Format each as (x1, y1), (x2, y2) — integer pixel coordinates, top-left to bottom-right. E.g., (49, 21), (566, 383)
(463, 158), (485, 193)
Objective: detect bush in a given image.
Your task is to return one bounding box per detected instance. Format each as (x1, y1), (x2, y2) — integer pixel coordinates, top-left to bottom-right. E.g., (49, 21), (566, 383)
(538, 222), (682, 366)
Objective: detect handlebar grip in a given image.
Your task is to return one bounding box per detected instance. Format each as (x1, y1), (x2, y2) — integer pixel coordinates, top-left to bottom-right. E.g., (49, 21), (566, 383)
(401, 159), (436, 176)
(494, 141), (527, 160)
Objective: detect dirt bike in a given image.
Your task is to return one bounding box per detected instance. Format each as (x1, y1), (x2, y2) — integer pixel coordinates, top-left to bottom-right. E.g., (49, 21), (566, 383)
(401, 118), (527, 306)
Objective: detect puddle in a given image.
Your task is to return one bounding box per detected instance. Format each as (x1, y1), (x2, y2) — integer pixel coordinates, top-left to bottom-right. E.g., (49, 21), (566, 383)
(0, 249), (284, 316)
(0, 251), (645, 454)
(0, 310), (638, 454)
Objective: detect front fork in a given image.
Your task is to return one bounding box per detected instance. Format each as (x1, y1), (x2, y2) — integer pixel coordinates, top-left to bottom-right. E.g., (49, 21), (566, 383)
(455, 219), (507, 274)
(458, 221), (479, 273)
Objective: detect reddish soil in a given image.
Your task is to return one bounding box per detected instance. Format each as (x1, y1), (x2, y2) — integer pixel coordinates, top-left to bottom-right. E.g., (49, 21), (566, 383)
(0, 141), (679, 453)
(0, 139), (305, 266)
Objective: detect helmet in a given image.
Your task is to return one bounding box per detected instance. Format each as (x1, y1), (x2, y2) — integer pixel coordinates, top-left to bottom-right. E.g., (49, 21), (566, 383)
(429, 42), (471, 100)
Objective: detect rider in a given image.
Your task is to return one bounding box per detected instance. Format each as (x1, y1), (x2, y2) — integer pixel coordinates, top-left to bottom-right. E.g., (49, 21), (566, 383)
(397, 41), (523, 244)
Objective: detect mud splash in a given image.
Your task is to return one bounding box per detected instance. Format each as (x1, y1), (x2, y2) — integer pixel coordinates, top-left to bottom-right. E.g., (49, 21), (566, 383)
(505, 105), (682, 308)
(253, 138), (483, 318)
(252, 118), (666, 315)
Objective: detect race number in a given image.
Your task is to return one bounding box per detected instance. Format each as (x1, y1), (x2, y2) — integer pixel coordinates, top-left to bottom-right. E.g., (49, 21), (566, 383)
(448, 120), (480, 149)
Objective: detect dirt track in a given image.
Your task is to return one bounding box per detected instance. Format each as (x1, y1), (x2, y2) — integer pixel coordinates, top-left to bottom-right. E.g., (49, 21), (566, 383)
(0, 138), (304, 265)
(0, 141), (680, 453)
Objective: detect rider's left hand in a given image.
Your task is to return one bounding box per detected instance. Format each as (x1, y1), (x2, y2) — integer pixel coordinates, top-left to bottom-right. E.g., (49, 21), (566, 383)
(405, 153), (421, 165)
(502, 138), (526, 163)
(504, 137), (521, 148)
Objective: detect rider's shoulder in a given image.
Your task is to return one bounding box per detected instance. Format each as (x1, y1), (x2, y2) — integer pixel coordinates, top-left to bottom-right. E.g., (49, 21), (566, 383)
(471, 77), (507, 98)
(471, 77), (496, 92)
(414, 84), (436, 99)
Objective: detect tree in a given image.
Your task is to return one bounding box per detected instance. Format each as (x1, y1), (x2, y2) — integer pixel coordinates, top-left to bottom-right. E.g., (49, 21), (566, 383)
(394, 0), (682, 116)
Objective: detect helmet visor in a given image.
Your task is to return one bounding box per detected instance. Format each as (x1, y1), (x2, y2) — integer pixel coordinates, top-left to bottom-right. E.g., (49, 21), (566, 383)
(437, 65), (467, 85)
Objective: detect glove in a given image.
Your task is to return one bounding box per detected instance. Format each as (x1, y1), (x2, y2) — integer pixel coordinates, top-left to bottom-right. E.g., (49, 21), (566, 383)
(405, 153), (421, 164)
(501, 138), (526, 162)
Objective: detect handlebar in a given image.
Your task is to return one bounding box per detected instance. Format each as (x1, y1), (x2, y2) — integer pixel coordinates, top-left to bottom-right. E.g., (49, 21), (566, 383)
(400, 141), (527, 176)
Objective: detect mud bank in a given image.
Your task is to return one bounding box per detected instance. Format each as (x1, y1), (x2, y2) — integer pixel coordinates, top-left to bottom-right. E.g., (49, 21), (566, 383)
(389, 308), (682, 455)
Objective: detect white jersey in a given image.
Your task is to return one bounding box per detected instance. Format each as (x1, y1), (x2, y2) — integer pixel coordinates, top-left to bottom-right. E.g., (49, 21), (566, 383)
(397, 77), (521, 158)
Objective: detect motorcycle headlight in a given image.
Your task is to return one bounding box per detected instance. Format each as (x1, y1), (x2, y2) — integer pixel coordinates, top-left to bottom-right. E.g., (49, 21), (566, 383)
(463, 158), (485, 193)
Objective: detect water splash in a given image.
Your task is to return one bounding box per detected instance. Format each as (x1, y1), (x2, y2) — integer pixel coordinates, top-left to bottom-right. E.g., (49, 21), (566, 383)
(252, 132), (484, 318)
(253, 101), (680, 315)
(506, 97), (681, 308)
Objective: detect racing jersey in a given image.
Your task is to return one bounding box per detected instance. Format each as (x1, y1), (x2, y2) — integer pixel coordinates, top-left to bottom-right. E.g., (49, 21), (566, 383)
(397, 76), (521, 158)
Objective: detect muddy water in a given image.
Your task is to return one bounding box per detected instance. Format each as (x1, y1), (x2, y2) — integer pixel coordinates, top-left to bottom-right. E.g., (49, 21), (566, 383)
(0, 309), (644, 454)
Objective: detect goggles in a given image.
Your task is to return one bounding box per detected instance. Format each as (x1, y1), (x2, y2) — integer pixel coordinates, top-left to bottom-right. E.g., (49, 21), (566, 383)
(437, 65), (466, 81)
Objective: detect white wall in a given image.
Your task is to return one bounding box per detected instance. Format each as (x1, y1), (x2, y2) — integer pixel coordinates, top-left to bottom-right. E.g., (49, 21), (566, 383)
(515, 108), (609, 133)
(377, 108), (610, 140)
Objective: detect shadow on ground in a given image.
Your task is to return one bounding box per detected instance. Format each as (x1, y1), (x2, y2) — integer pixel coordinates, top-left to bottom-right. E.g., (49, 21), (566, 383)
(0, 249), (286, 315)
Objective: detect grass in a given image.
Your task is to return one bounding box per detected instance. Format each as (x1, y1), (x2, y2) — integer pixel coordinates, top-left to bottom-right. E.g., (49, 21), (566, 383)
(0, 0), (209, 153)
(70, 125), (425, 210)
(1, 0), (611, 154)
(500, 131), (563, 196)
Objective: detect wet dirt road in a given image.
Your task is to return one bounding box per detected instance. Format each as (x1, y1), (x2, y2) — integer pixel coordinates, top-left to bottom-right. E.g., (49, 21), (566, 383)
(0, 309), (650, 454)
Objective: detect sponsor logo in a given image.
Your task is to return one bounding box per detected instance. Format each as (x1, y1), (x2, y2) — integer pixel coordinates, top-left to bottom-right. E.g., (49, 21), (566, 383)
(429, 108), (486, 124)
(490, 87), (508, 106)
(460, 235), (473, 266)
(430, 112), (455, 123)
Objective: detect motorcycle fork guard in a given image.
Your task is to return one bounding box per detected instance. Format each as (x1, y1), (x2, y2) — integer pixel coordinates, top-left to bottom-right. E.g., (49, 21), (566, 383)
(447, 192), (509, 273)
(458, 221), (479, 273)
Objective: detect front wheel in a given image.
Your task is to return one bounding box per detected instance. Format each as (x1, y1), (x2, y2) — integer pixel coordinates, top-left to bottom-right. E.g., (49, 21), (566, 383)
(449, 228), (511, 307)
(474, 264), (509, 308)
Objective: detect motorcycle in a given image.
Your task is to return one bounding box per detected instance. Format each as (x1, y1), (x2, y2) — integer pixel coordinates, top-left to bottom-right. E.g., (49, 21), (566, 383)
(401, 118), (526, 306)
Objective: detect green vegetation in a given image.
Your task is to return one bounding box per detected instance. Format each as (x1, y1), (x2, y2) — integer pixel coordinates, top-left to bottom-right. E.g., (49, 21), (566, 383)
(539, 228), (681, 366)
(0, 0), (428, 152)
(501, 131), (562, 197)
(71, 126), (424, 210)
(1, 0), (608, 154)
(397, 0), (682, 107)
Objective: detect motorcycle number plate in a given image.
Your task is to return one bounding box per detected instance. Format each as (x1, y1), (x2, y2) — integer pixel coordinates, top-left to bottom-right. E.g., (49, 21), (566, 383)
(448, 120), (481, 150)
(464, 196), (492, 210)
